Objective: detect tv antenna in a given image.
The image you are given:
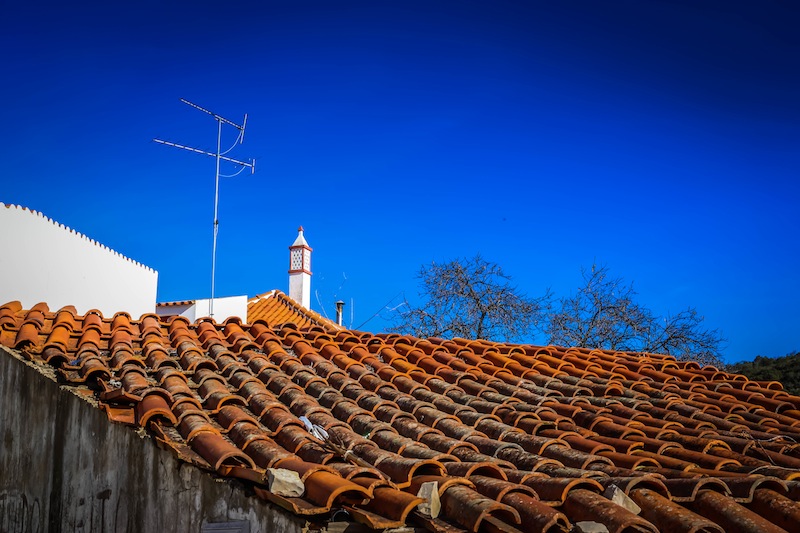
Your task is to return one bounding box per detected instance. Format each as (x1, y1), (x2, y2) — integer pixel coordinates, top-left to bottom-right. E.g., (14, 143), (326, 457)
(154, 98), (255, 318)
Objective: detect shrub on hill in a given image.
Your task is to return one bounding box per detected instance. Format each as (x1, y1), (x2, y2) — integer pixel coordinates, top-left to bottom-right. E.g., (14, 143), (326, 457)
(729, 352), (800, 394)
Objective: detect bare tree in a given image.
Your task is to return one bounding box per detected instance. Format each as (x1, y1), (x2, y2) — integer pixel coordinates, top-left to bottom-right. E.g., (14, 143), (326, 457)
(643, 308), (726, 366)
(390, 254), (548, 342)
(393, 259), (725, 367)
(544, 264), (650, 350)
(544, 265), (725, 366)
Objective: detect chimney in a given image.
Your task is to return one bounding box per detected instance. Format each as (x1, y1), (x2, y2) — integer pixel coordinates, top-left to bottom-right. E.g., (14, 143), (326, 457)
(288, 226), (312, 309)
(335, 300), (345, 326)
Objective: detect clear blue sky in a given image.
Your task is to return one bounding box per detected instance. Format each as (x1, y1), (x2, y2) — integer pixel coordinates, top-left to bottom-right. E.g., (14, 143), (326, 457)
(3, 1), (798, 363)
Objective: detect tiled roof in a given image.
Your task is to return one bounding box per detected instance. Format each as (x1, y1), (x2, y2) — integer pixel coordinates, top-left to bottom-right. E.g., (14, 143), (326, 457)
(247, 290), (339, 330)
(3, 298), (800, 533)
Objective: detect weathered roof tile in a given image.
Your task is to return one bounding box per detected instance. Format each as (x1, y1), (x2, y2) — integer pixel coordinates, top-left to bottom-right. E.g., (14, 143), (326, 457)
(3, 293), (800, 532)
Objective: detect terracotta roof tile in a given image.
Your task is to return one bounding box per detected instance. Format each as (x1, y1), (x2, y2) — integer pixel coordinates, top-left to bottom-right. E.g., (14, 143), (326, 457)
(246, 290), (338, 329)
(4, 298), (800, 532)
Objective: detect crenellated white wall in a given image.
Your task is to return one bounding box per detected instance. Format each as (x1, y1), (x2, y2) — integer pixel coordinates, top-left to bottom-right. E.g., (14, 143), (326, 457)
(0, 203), (158, 318)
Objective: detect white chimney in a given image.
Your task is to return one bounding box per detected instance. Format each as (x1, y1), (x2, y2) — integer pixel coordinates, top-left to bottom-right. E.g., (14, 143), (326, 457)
(288, 226), (312, 309)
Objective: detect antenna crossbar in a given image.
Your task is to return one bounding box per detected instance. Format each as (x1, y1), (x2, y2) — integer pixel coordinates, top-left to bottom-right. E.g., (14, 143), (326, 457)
(180, 98), (245, 130)
(154, 98), (255, 318)
(153, 139), (255, 172)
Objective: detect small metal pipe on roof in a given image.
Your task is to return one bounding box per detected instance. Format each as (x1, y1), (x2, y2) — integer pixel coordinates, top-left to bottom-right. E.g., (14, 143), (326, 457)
(335, 300), (345, 326)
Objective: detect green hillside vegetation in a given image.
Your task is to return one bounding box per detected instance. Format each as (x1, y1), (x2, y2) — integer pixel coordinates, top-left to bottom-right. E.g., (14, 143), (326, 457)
(728, 351), (800, 395)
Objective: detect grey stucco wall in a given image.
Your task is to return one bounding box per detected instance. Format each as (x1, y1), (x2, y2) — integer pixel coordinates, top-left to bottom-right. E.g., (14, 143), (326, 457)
(0, 346), (305, 533)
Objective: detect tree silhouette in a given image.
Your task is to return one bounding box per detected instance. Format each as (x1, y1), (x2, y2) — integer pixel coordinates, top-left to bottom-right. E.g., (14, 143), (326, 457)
(390, 254), (548, 342)
(393, 259), (725, 367)
(544, 265), (725, 366)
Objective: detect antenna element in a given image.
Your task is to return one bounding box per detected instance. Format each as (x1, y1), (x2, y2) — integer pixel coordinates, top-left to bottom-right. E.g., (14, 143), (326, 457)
(154, 99), (255, 317)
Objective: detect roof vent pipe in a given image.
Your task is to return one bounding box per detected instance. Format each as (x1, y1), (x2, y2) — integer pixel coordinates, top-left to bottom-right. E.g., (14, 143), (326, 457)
(335, 300), (345, 327)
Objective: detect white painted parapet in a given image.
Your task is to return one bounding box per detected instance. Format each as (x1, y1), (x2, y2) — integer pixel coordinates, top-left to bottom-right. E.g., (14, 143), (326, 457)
(0, 203), (158, 318)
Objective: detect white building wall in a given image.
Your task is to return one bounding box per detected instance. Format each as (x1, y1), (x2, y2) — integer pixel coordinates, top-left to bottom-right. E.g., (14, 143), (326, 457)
(155, 302), (195, 319)
(0, 204), (158, 318)
(192, 295), (248, 321)
(155, 295), (248, 323)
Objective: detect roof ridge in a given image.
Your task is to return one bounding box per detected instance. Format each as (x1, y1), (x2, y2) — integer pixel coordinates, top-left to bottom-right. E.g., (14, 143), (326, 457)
(156, 299), (196, 307)
(250, 290), (277, 302)
(247, 289), (340, 330)
(271, 290), (340, 329)
(2, 202), (156, 273)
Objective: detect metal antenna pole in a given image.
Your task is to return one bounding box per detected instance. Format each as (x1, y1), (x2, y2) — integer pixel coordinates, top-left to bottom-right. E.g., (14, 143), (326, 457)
(211, 119), (222, 318)
(154, 99), (255, 318)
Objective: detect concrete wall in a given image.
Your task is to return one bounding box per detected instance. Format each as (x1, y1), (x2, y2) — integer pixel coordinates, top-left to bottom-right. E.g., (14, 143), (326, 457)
(0, 346), (304, 533)
(0, 204), (158, 319)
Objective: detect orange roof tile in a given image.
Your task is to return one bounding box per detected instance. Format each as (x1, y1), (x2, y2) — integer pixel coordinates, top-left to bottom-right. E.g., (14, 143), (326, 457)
(246, 290), (339, 330)
(2, 297), (800, 532)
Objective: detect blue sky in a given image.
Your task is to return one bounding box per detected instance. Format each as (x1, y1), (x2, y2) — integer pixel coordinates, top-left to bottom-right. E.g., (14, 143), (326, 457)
(2, 1), (798, 363)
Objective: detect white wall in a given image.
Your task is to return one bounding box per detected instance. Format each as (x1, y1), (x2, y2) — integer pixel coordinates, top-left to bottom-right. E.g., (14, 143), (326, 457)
(155, 302), (195, 318)
(0, 203), (158, 318)
(155, 295), (248, 322)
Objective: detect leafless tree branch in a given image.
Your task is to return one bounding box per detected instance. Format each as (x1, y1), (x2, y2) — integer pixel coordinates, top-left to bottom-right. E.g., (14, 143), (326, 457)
(543, 264), (725, 366)
(389, 254), (549, 342)
(392, 259), (725, 367)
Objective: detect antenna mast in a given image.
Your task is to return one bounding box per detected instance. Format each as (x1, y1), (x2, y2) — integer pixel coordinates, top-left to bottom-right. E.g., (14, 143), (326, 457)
(154, 99), (255, 318)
